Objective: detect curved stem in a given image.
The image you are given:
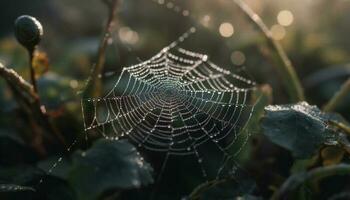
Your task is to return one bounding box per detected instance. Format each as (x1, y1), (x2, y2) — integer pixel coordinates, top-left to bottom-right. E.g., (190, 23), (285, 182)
(323, 78), (350, 112)
(0, 62), (37, 100)
(272, 164), (350, 200)
(233, 0), (305, 102)
(0, 62), (66, 148)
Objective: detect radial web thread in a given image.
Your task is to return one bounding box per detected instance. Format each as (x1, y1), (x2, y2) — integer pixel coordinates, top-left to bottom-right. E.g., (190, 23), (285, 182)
(81, 27), (257, 179)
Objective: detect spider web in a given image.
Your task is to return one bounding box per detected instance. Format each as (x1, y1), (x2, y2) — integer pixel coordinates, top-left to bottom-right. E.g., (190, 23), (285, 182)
(81, 26), (257, 180)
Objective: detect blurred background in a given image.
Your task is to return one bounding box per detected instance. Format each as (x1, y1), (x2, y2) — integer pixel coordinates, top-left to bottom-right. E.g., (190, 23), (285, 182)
(0, 0), (350, 199)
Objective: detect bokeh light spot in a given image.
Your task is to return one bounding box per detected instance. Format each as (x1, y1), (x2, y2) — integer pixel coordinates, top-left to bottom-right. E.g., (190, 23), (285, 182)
(219, 22), (234, 38)
(70, 80), (79, 89)
(270, 24), (286, 40)
(277, 10), (294, 27)
(201, 15), (211, 27)
(118, 27), (139, 45)
(231, 51), (246, 65)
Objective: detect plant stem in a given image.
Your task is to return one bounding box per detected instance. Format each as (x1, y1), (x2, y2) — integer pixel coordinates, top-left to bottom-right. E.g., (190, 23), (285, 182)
(28, 47), (38, 94)
(0, 63), (38, 100)
(329, 120), (350, 136)
(323, 78), (350, 112)
(0, 62), (66, 148)
(1, 62), (47, 156)
(233, 0), (305, 102)
(88, 0), (119, 98)
(272, 164), (350, 200)
(27, 47), (66, 146)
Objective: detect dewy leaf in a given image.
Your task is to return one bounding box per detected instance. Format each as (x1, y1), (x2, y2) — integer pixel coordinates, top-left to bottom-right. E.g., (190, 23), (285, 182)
(188, 166), (256, 200)
(69, 139), (153, 200)
(261, 102), (339, 159)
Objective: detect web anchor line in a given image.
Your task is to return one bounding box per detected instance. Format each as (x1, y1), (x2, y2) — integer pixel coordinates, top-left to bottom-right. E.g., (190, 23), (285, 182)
(38, 0), (257, 191)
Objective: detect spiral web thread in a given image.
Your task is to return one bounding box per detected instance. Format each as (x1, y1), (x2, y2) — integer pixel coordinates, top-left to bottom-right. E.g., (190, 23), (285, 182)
(81, 25), (257, 179)
(33, 0), (258, 189)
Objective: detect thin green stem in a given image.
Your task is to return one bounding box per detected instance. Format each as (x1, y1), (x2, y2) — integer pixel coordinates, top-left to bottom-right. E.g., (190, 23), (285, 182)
(323, 78), (350, 112)
(233, 0), (305, 102)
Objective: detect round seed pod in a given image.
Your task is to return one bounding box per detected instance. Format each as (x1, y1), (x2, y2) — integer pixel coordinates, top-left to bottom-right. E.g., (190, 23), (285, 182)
(14, 15), (43, 50)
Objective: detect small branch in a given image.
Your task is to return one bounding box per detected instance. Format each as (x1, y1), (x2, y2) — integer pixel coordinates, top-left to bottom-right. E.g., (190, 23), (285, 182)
(323, 78), (350, 112)
(0, 62), (66, 149)
(0, 62), (48, 156)
(0, 63), (38, 100)
(233, 0), (305, 102)
(86, 0), (119, 98)
(338, 133), (350, 155)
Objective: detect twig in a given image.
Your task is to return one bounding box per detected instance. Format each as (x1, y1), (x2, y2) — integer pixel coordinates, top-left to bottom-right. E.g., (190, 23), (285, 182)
(86, 0), (119, 98)
(0, 63), (38, 100)
(0, 62), (66, 149)
(233, 0), (305, 102)
(323, 78), (350, 112)
(0, 62), (48, 155)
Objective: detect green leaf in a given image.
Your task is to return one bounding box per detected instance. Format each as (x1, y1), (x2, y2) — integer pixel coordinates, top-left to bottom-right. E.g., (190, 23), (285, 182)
(37, 156), (72, 180)
(69, 139), (153, 200)
(0, 129), (37, 166)
(0, 165), (75, 200)
(235, 84), (272, 161)
(261, 102), (339, 159)
(188, 167), (256, 200)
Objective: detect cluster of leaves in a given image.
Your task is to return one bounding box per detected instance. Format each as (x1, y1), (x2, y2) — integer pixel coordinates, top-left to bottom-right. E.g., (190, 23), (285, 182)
(0, 0), (350, 200)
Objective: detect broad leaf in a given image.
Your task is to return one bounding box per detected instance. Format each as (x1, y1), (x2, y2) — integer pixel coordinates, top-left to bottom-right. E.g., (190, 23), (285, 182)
(0, 129), (37, 166)
(0, 165), (75, 200)
(69, 139), (153, 200)
(261, 102), (339, 158)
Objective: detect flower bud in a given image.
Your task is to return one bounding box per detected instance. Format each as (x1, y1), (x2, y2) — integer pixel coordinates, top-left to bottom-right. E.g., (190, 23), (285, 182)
(14, 15), (43, 50)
